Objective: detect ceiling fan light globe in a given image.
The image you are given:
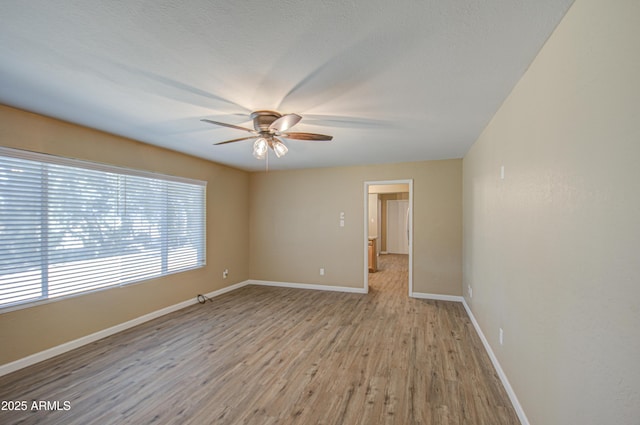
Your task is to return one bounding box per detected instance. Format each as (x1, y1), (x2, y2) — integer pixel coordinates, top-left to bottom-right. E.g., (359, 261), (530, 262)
(272, 140), (288, 158)
(253, 138), (268, 159)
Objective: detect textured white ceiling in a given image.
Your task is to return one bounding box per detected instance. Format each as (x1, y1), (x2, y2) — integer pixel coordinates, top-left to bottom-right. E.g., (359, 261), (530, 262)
(0, 0), (573, 171)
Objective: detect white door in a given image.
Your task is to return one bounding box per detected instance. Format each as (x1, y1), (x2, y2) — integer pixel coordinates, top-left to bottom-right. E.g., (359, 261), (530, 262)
(387, 200), (409, 254)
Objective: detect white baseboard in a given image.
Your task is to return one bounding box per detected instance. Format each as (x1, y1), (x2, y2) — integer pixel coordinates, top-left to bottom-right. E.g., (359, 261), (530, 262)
(249, 279), (367, 294)
(0, 280), (251, 378)
(410, 291), (464, 302)
(461, 299), (529, 425)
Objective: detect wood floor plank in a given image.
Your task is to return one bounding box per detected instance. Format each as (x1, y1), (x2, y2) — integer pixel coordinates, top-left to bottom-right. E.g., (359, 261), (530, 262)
(0, 254), (520, 424)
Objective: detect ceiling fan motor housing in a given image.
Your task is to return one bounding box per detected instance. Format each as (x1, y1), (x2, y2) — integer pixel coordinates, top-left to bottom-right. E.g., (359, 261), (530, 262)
(250, 110), (282, 132)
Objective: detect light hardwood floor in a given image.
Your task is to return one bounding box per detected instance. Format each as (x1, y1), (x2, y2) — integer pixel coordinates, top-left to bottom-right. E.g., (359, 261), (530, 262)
(0, 254), (520, 424)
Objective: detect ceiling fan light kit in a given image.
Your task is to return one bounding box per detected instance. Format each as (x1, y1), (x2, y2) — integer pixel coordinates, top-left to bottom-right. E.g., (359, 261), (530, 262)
(202, 110), (332, 161)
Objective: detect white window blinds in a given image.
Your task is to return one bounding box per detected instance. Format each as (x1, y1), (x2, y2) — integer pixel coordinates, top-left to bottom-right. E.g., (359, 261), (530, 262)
(0, 147), (206, 310)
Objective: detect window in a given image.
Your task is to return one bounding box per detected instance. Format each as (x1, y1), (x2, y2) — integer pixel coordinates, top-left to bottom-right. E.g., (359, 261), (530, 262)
(0, 147), (206, 310)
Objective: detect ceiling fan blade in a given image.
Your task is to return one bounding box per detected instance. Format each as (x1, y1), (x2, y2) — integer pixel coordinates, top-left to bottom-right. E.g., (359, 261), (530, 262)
(280, 132), (333, 141)
(201, 119), (257, 134)
(214, 136), (258, 145)
(269, 113), (302, 132)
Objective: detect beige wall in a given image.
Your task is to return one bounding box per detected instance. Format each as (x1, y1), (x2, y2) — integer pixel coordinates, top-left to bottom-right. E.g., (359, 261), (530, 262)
(0, 105), (250, 365)
(368, 184), (409, 194)
(249, 160), (462, 295)
(463, 0), (640, 423)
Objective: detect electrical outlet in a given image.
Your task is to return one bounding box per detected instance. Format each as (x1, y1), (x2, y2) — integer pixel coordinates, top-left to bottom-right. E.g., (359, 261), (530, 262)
(500, 165), (505, 180)
(223, 269), (229, 279)
(320, 268), (325, 276)
(468, 285), (473, 298)
(499, 328), (504, 345)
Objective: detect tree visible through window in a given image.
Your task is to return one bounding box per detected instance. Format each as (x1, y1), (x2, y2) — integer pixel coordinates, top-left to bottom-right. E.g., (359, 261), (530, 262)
(0, 147), (206, 309)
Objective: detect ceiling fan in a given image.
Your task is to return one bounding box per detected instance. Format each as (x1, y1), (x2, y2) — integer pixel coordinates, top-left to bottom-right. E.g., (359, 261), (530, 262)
(201, 110), (333, 160)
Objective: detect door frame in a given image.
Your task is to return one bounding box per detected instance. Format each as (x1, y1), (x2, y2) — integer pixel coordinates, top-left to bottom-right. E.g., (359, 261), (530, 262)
(363, 179), (413, 296)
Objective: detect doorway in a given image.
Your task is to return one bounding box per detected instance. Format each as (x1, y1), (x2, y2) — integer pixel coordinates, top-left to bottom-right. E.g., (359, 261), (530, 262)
(364, 180), (413, 295)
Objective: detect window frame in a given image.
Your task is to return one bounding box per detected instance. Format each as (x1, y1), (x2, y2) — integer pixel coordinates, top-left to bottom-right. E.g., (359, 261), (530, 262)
(0, 147), (207, 313)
